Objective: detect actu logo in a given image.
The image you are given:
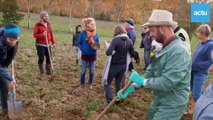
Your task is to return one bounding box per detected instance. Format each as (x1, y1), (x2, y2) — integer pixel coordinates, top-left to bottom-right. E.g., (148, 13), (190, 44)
(194, 10), (208, 16)
(191, 3), (210, 22)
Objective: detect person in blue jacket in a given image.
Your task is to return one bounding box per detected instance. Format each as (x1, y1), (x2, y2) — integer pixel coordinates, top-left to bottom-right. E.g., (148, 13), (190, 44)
(78, 17), (100, 89)
(124, 19), (136, 71)
(124, 19), (136, 45)
(0, 24), (19, 116)
(193, 83), (213, 120)
(191, 24), (213, 101)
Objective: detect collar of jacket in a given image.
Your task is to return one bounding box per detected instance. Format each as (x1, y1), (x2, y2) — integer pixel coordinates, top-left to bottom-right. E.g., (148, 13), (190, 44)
(0, 36), (6, 47)
(163, 35), (175, 47)
(142, 31), (150, 37)
(37, 20), (51, 28)
(173, 26), (181, 33)
(155, 36), (181, 58)
(126, 27), (133, 31)
(114, 33), (129, 39)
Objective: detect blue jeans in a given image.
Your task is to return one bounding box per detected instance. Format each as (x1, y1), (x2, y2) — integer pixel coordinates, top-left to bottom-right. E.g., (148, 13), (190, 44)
(144, 49), (151, 69)
(80, 60), (95, 86)
(104, 64), (126, 103)
(190, 71), (208, 101)
(0, 78), (9, 114)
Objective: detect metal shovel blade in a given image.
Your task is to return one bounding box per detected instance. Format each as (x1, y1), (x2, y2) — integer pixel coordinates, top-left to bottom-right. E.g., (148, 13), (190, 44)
(7, 93), (22, 119)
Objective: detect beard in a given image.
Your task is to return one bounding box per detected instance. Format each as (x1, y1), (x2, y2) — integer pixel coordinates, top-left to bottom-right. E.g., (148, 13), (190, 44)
(155, 28), (166, 43)
(43, 19), (48, 23)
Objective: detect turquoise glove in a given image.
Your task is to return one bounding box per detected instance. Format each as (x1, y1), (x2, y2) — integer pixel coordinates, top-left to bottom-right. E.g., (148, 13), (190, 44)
(129, 70), (145, 86)
(117, 85), (135, 100)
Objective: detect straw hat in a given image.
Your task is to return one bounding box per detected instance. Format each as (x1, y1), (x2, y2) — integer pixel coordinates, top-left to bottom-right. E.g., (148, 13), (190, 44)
(141, 22), (149, 27)
(146, 9), (177, 26)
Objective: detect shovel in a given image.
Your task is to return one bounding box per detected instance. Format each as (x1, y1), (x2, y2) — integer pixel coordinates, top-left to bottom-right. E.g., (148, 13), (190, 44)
(45, 31), (54, 74)
(95, 81), (133, 120)
(7, 62), (22, 119)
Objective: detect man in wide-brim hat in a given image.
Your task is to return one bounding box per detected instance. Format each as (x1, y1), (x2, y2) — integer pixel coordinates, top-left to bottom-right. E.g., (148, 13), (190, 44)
(140, 22), (153, 70)
(118, 10), (191, 119)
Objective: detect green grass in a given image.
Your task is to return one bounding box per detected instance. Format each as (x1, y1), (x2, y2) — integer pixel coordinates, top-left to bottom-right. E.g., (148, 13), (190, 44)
(18, 12), (143, 38)
(19, 29), (35, 49)
(86, 99), (101, 111)
(0, 12), (2, 22)
(26, 86), (40, 97)
(83, 111), (92, 118)
(190, 36), (199, 53)
(111, 106), (121, 113)
(49, 91), (63, 100)
(97, 28), (113, 37)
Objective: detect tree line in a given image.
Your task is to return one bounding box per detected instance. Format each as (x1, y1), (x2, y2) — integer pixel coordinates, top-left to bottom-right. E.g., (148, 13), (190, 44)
(0, 0), (212, 39)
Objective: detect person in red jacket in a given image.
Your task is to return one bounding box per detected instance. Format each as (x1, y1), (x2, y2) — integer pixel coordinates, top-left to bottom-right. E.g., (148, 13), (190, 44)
(33, 11), (56, 76)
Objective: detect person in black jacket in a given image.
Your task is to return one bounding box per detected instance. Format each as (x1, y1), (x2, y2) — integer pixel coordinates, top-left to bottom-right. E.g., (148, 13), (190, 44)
(102, 25), (134, 108)
(72, 25), (82, 65)
(0, 24), (20, 116)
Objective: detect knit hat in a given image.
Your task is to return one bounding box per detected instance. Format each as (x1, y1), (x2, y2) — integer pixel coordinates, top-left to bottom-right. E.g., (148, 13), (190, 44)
(125, 19), (134, 27)
(3, 24), (20, 39)
(40, 11), (48, 19)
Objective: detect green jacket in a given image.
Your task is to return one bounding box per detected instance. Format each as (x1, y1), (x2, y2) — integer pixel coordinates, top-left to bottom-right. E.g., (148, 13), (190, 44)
(144, 36), (191, 108)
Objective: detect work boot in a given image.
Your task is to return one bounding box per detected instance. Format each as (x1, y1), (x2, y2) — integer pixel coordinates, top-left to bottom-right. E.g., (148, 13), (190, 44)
(100, 103), (109, 110)
(38, 64), (45, 76)
(46, 64), (53, 75)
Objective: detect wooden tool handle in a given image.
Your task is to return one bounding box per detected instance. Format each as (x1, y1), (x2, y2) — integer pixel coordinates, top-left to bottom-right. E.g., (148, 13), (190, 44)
(44, 33), (54, 73)
(11, 61), (15, 79)
(12, 84), (16, 93)
(95, 81), (133, 120)
(11, 61), (16, 93)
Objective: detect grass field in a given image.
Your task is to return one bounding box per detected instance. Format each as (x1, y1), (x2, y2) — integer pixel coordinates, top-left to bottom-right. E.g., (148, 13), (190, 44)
(0, 12), (213, 120)
(19, 12), (143, 38)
